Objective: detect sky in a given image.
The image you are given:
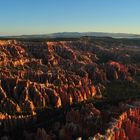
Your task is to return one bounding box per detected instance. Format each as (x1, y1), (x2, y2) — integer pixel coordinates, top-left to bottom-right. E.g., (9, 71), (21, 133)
(0, 0), (140, 35)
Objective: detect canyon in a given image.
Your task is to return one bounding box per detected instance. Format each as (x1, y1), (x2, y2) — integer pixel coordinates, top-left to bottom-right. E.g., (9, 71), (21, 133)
(0, 37), (140, 140)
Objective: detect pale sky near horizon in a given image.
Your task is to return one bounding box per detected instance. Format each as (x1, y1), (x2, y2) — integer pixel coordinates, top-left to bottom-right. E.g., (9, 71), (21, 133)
(0, 0), (140, 35)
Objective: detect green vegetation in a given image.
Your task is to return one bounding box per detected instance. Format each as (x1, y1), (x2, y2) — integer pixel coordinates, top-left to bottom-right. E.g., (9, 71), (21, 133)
(103, 80), (140, 101)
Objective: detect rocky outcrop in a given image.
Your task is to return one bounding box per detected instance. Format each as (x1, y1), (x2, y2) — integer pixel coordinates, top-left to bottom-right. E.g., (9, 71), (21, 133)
(0, 112), (37, 132)
(0, 38), (139, 139)
(22, 103), (101, 140)
(21, 101), (140, 140)
(93, 103), (140, 140)
(0, 98), (21, 114)
(105, 61), (129, 81)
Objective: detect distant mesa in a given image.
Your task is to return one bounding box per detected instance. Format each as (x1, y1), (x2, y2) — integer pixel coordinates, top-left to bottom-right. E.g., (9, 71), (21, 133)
(1, 32), (140, 39)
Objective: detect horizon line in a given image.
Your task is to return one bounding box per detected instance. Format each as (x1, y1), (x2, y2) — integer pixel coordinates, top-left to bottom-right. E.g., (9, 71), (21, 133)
(1, 31), (140, 37)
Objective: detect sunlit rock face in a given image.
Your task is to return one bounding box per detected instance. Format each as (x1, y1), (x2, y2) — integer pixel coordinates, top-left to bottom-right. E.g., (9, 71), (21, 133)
(0, 38), (139, 139)
(93, 102), (140, 140)
(0, 39), (137, 115)
(0, 40), (100, 115)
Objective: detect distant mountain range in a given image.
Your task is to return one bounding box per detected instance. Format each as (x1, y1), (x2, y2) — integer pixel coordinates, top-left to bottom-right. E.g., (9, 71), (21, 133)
(1, 32), (140, 39)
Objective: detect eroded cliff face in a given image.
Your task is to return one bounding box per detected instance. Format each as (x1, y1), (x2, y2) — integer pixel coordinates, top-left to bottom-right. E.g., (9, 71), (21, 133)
(0, 40), (99, 129)
(94, 101), (140, 140)
(0, 40), (134, 115)
(0, 38), (139, 140)
(21, 100), (140, 140)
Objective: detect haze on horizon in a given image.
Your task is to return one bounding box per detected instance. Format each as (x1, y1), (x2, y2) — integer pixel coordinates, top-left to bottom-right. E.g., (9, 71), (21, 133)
(0, 0), (140, 36)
